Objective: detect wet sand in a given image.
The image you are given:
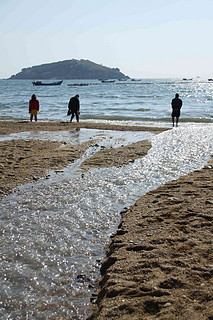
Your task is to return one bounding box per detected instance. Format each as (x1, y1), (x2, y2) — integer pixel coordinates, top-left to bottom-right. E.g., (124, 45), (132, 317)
(0, 121), (212, 319)
(0, 120), (167, 135)
(0, 121), (156, 199)
(0, 138), (96, 198)
(90, 157), (213, 320)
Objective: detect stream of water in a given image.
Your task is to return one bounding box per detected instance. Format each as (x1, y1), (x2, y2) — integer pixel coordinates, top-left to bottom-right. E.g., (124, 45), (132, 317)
(0, 122), (213, 319)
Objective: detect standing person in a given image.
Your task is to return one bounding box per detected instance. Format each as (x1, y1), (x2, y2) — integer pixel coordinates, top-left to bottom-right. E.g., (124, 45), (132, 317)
(171, 93), (182, 127)
(68, 94), (80, 122)
(29, 94), (39, 122)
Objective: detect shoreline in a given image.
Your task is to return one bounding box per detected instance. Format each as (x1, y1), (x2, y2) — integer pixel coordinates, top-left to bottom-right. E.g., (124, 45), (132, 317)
(89, 156), (213, 319)
(0, 120), (168, 135)
(0, 121), (165, 199)
(0, 121), (213, 318)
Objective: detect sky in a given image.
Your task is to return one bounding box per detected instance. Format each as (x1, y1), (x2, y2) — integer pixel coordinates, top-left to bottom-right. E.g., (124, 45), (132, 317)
(0, 0), (213, 79)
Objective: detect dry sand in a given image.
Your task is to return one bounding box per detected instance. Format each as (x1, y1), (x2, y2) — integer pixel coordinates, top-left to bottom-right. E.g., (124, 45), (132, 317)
(0, 121), (212, 319)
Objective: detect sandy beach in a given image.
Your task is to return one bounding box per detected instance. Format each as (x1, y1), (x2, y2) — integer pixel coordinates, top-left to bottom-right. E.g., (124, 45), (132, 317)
(0, 121), (167, 135)
(90, 156), (213, 319)
(0, 121), (160, 199)
(0, 121), (212, 319)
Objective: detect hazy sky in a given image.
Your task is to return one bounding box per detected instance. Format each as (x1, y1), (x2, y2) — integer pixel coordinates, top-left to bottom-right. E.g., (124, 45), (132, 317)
(1, 0), (212, 79)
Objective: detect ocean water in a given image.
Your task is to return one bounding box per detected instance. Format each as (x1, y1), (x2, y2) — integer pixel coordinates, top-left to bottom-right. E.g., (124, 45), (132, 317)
(0, 78), (212, 122)
(0, 79), (213, 319)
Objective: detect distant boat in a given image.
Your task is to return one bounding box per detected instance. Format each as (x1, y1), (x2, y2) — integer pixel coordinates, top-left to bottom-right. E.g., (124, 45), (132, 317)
(208, 79), (213, 81)
(101, 80), (115, 83)
(183, 78), (193, 81)
(67, 83), (91, 86)
(32, 80), (63, 86)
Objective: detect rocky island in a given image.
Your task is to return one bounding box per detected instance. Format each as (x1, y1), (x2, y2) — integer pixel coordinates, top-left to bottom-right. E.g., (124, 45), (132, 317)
(9, 59), (129, 80)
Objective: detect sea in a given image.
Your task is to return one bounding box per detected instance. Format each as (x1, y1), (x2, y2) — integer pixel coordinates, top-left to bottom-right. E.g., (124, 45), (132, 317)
(0, 78), (213, 320)
(0, 78), (213, 123)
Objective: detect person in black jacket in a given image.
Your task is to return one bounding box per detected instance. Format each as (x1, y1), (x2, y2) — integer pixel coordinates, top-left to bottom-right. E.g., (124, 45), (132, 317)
(171, 93), (182, 127)
(68, 94), (80, 122)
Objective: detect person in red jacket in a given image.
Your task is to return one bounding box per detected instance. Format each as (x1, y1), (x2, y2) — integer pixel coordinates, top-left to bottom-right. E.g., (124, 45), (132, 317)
(29, 94), (39, 122)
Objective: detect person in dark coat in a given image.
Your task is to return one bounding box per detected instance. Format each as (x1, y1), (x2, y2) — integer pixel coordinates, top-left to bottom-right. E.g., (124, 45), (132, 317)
(171, 93), (182, 127)
(68, 94), (80, 122)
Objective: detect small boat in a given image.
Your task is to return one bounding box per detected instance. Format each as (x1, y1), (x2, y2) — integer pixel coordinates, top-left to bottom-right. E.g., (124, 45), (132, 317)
(67, 83), (90, 86)
(101, 80), (115, 83)
(208, 79), (213, 82)
(32, 80), (63, 86)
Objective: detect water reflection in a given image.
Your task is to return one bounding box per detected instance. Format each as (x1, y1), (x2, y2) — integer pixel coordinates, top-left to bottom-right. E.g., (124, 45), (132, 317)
(0, 127), (153, 146)
(0, 124), (213, 319)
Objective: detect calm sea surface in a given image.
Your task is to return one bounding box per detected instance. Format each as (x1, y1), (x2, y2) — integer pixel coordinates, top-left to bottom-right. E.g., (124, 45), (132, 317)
(0, 79), (213, 319)
(0, 78), (213, 122)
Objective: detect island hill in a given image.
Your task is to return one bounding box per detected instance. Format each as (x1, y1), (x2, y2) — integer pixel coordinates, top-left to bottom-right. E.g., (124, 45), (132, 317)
(9, 59), (129, 80)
